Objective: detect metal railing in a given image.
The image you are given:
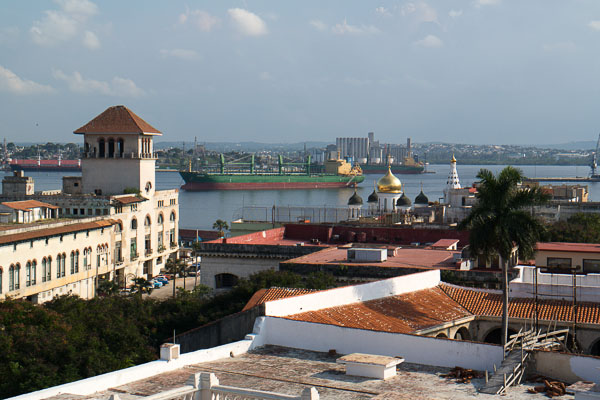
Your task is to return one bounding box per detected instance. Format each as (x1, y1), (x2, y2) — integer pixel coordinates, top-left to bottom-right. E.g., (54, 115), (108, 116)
(108, 372), (319, 400)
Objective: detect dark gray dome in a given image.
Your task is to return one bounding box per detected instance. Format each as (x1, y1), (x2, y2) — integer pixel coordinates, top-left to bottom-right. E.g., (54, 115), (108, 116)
(348, 191), (363, 205)
(367, 189), (378, 203)
(397, 193), (412, 207)
(415, 190), (429, 205)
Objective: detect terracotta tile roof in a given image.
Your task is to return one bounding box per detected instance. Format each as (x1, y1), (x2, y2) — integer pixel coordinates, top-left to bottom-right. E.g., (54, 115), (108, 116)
(536, 242), (600, 254)
(113, 195), (146, 205)
(284, 287), (471, 334)
(440, 283), (600, 325)
(243, 287), (317, 311)
(74, 105), (161, 135)
(1, 200), (59, 211)
(0, 219), (116, 245)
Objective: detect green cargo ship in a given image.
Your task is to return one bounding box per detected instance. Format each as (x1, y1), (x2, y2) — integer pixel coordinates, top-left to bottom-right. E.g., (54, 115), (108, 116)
(180, 154), (364, 191)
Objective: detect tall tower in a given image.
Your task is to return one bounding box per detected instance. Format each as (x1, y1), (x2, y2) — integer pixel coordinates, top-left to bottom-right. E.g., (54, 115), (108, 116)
(74, 105), (161, 197)
(443, 154), (461, 202)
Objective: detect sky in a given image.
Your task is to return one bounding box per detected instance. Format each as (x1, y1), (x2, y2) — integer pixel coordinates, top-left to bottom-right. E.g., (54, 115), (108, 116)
(1, 1), (600, 145)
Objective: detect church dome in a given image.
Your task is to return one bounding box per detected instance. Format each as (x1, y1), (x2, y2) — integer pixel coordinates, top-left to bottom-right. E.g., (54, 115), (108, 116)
(415, 190), (429, 205)
(367, 189), (379, 203)
(397, 193), (412, 207)
(348, 190), (363, 206)
(377, 167), (402, 193)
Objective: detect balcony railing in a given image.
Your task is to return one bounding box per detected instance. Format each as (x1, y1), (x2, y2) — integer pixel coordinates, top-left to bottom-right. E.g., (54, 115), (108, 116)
(116, 257), (124, 265)
(145, 249), (153, 256)
(170, 242), (177, 249)
(131, 252), (139, 261)
(158, 245), (166, 253)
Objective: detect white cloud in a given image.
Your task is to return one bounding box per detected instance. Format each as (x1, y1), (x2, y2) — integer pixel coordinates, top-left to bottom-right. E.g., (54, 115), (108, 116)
(30, 0), (100, 48)
(160, 48), (200, 60)
(589, 21), (600, 31)
(0, 65), (54, 95)
(474, 0), (501, 7)
(53, 70), (144, 97)
(401, 1), (438, 24)
(82, 30), (100, 49)
(332, 18), (380, 35)
(375, 7), (393, 17)
(449, 9), (463, 18)
(228, 8), (268, 36)
(414, 34), (443, 48)
(309, 19), (327, 31)
(542, 41), (576, 52)
(179, 9), (220, 32)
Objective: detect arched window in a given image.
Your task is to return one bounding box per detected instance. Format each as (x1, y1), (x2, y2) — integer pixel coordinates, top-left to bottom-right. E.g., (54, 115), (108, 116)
(118, 138), (124, 157)
(131, 218), (137, 230)
(170, 211), (176, 222)
(70, 252), (75, 274)
(56, 254), (66, 278)
(42, 258), (47, 282)
(31, 260), (36, 286)
(46, 257), (52, 281)
(8, 265), (15, 291)
(75, 250), (79, 273)
(108, 138), (115, 158)
(115, 222), (122, 233)
(26, 261), (32, 287)
(98, 138), (105, 158)
(158, 213), (164, 224)
(145, 215), (151, 226)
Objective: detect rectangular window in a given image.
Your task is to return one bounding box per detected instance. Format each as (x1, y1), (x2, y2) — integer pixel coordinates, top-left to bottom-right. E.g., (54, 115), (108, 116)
(80, 208), (84, 215)
(583, 259), (600, 274)
(88, 208), (93, 215)
(26, 264), (31, 287)
(97, 254), (101, 268)
(75, 253), (79, 273)
(115, 241), (122, 262)
(131, 238), (137, 259)
(73, 208), (78, 215)
(547, 257), (572, 269)
(170, 228), (175, 246)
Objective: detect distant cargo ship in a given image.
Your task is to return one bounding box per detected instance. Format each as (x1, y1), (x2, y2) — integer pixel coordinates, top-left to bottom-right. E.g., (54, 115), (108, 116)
(180, 154), (364, 191)
(360, 157), (425, 175)
(9, 157), (81, 172)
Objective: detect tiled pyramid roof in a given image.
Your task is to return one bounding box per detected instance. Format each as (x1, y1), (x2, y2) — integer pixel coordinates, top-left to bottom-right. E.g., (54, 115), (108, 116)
(74, 105), (161, 135)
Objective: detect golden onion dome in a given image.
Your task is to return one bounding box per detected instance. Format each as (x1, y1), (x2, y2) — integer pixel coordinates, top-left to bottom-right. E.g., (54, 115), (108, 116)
(377, 166), (402, 193)
(451, 154), (457, 163)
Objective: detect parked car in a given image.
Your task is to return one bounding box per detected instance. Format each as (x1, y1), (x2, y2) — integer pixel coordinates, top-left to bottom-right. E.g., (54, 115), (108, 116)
(150, 279), (163, 288)
(154, 276), (169, 285)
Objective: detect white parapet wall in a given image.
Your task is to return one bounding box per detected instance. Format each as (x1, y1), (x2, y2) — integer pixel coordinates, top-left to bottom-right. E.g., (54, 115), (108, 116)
(8, 339), (254, 400)
(264, 269), (441, 317)
(533, 351), (600, 384)
(511, 266), (600, 302)
(261, 316), (504, 372)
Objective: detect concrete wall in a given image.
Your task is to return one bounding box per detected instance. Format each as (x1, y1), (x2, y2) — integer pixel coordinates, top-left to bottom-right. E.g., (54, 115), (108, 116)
(175, 306), (264, 353)
(283, 223), (470, 246)
(200, 257), (280, 289)
(264, 269), (440, 317)
(260, 316), (504, 372)
(533, 351), (600, 384)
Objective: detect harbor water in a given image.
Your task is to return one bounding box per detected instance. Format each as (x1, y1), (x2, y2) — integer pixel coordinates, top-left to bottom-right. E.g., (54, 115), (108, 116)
(4, 164), (598, 229)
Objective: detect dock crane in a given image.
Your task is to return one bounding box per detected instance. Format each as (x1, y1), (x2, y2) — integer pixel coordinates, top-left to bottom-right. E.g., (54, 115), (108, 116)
(591, 133), (600, 178)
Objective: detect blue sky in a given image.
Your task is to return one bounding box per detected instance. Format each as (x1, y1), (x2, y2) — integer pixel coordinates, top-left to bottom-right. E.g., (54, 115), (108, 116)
(1, 0), (600, 145)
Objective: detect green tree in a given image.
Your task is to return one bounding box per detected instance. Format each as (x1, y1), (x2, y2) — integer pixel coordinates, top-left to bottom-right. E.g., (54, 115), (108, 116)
(212, 219), (229, 238)
(459, 166), (549, 345)
(165, 258), (186, 298)
(547, 213), (600, 243)
(132, 277), (153, 297)
(97, 280), (119, 297)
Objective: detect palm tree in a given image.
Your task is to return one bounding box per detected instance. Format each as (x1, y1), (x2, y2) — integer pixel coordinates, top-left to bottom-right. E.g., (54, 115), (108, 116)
(213, 219), (229, 238)
(459, 166), (549, 346)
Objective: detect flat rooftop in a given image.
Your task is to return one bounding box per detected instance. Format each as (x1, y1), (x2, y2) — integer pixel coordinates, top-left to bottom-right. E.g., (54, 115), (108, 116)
(39, 346), (556, 400)
(283, 246), (461, 270)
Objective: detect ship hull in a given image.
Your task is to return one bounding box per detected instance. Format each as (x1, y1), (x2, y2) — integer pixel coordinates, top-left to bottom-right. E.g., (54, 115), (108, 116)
(9, 165), (81, 172)
(361, 164), (424, 174)
(180, 171), (365, 191)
